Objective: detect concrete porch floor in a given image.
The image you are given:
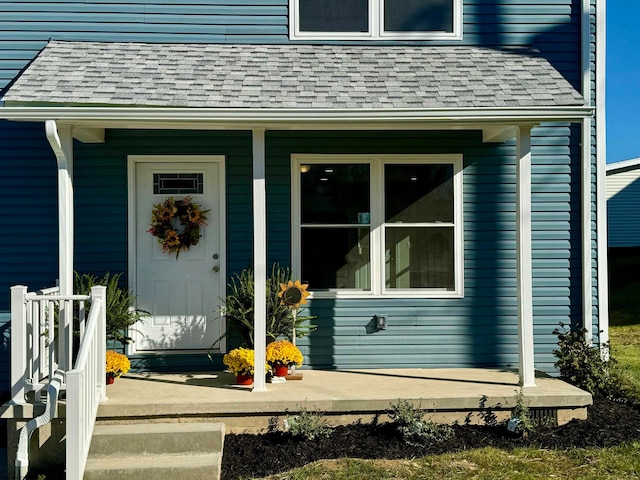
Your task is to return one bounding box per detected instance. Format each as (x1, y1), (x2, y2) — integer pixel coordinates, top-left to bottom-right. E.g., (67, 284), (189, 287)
(90, 368), (592, 432)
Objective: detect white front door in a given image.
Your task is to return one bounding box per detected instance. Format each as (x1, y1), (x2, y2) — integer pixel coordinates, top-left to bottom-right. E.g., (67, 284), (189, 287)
(130, 156), (225, 352)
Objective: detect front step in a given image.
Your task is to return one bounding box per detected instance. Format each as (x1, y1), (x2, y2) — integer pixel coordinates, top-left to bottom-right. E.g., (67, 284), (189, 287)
(84, 422), (225, 480)
(84, 453), (222, 480)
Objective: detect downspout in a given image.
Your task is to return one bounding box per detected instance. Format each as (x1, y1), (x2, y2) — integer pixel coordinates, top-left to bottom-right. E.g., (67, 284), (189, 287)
(581, 0), (593, 341)
(595, 0), (609, 348)
(45, 120), (74, 371)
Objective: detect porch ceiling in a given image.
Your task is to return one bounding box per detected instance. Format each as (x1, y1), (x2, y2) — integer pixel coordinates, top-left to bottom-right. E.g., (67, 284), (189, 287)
(0, 41), (591, 138)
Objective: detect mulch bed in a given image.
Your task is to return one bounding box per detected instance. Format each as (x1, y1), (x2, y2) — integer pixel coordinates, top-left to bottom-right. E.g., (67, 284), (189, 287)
(222, 397), (640, 480)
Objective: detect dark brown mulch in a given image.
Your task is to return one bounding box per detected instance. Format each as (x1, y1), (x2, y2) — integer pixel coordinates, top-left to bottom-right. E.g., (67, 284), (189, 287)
(222, 397), (640, 480)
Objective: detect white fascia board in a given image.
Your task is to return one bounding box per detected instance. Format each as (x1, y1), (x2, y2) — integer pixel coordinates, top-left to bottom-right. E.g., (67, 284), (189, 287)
(606, 157), (640, 174)
(0, 106), (594, 128)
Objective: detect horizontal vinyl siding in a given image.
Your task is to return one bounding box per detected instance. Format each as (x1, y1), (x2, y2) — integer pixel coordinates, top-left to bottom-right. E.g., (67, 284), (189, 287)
(0, 0), (581, 91)
(0, 127), (581, 373)
(0, 120), (59, 309)
(606, 169), (640, 247)
(266, 129), (581, 373)
(73, 129), (253, 277)
(0, 1), (586, 373)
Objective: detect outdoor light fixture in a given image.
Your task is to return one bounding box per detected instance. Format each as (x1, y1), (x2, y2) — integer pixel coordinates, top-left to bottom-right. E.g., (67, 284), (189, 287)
(375, 315), (387, 330)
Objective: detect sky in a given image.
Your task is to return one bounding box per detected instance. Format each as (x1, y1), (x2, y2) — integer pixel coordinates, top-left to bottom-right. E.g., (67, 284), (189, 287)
(606, 1), (640, 164)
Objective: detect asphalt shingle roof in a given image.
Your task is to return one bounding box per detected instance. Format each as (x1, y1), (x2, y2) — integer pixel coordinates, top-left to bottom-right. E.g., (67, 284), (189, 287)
(2, 40), (586, 109)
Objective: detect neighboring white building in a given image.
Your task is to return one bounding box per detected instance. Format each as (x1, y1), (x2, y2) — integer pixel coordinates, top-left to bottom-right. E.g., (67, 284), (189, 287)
(607, 158), (640, 247)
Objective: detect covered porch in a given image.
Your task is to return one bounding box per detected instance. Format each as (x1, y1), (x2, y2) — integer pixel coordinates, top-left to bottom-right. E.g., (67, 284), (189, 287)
(0, 41), (596, 391)
(3, 368), (592, 433)
(91, 368), (592, 431)
(0, 41), (596, 478)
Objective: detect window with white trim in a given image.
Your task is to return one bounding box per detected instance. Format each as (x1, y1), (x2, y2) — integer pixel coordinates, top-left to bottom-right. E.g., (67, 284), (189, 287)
(292, 155), (463, 298)
(290, 0), (462, 40)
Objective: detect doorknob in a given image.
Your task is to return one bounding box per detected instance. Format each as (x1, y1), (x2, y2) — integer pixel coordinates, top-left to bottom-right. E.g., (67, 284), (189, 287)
(212, 266), (219, 273)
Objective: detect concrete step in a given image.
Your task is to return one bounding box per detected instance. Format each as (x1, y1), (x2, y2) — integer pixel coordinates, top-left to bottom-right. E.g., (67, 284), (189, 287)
(88, 422), (225, 458)
(85, 422), (225, 480)
(84, 452), (222, 480)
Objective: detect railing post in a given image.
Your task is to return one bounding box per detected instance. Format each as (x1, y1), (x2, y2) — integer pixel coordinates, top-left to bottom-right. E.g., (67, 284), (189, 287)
(10, 286), (28, 404)
(91, 286), (108, 402)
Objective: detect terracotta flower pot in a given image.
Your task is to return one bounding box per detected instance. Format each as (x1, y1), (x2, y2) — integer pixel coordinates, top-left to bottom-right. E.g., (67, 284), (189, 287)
(274, 365), (289, 377)
(106, 373), (115, 385)
(236, 373), (253, 385)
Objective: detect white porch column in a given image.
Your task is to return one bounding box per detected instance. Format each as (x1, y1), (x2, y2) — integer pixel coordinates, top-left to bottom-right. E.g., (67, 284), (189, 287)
(252, 128), (267, 392)
(516, 125), (536, 387)
(45, 120), (74, 371)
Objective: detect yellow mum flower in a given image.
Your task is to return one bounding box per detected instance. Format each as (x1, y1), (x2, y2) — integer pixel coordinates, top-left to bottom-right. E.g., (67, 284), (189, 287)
(106, 350), (130, 377)
(223, 347), (270, 376)
(266, 340), (303, 367)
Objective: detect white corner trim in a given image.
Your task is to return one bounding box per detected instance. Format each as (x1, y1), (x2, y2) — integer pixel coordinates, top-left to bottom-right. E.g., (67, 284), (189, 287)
(581, 0), (593, 341)
(596, 0), (609, 347)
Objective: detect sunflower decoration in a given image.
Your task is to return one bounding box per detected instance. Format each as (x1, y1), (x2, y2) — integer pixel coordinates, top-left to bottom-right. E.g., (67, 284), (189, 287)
(278, 279), (311, 309)
(148, 196), (209, 258)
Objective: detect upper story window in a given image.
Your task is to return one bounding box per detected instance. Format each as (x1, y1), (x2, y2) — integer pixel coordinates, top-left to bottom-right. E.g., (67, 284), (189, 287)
(290, 0), (462, 41)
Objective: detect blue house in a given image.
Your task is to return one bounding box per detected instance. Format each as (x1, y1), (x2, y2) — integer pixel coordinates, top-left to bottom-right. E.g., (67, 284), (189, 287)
(0, 1), (607, 393)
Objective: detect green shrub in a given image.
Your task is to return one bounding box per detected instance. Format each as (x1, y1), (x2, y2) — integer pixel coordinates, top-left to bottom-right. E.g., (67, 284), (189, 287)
(218, 263), (316, 348)
(284, 408), (332, 440)
(508, 387), (534, 435)
(552, 323), (612, 396)
(74, 272), (148, 348)
(388, 400), (453, 445)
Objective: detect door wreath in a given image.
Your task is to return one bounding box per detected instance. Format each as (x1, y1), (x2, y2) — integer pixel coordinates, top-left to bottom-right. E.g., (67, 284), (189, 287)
(148, 196), (209, 258)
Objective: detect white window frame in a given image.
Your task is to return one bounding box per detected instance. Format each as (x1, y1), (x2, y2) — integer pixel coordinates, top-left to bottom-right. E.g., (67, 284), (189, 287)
(289, 0), (463, 41)
(291, 154), (464, 299)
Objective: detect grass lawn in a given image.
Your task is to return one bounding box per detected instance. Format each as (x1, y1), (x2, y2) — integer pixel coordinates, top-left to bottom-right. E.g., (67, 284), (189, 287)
(256, 248), (640, 480)
(263, 445), (640, 480)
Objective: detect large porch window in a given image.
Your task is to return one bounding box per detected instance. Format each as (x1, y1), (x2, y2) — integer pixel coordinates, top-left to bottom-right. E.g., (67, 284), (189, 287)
(292, 155), (463, 298)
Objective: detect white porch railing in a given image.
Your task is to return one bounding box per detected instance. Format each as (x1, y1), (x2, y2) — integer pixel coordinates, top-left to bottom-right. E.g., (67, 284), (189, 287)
(66, 285), (107, 480)
(10, 285), (90, 404)
(10, 284), (107, 480)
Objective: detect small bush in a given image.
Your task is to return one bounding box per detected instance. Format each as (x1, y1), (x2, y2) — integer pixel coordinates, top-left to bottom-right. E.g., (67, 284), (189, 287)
(509, 387), (534, 435)
(284, 408), (332, 440)
(553, 323), (613, 396)
(388, 400), (453, 445)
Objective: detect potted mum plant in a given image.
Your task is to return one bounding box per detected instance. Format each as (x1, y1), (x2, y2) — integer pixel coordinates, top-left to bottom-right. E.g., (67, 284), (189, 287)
(266, 340), (303, 377)
(105, 350), (130, 384)
(223, 347), (269, 385)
